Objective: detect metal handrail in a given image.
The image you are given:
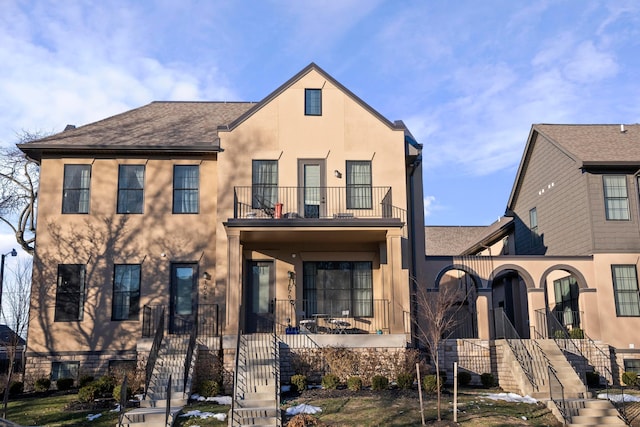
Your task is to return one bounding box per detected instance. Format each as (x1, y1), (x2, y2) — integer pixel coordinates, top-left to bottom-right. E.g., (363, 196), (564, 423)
(548, 365), (570, 424)
(230, 308), (242, 427)
(542, 309), (587, 384)
(144, 306), (165, 398)
(183, 305), (198, 393)
(117, 375), (128, 427)
(165, 374), (171, 426)
(495, 308), (538, 391)
(272, 332), (282, 427)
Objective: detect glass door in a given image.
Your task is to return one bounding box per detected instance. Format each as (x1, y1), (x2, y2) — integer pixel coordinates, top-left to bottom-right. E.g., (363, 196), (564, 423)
(170, 263), (198, 334)
(298, 159), (326, 218)
(245, 261), (274, 333)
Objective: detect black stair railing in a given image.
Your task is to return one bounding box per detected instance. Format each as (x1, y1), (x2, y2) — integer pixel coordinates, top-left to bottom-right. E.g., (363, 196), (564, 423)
(494, 308), (538, 391)
(548, 365), (570, 424)
(183, 304), (199, 394)
(144, 306), (165, 399)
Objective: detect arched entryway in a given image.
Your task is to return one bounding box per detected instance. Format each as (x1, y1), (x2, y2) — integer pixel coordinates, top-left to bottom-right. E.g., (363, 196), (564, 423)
(540, 265), (589, 337)
(489, 265), (533, 339)
(434, 267), (480, 338)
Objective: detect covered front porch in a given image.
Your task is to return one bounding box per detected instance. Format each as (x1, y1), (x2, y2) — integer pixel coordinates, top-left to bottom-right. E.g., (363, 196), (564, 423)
(223, 219), (411, 340)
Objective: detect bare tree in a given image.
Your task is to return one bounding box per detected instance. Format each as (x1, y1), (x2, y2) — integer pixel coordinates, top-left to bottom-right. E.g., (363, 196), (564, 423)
(413, 279), (473, 421)
(1, 257), (31, 417)
(0, 131), (42, 255)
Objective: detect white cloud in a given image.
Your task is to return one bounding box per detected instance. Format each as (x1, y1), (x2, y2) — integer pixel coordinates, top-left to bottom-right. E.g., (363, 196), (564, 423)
(0, 1), (237, 145)
(423, 196), (437, 218)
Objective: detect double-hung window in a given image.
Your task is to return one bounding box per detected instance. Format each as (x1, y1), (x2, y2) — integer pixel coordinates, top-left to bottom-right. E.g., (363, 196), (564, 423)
(173, 165), (199, 214)
(603, 175), (630, 220)
(112, 264), (141, 320)
(54, 264), (86, 321)
(346, 161), (372, 209)
(305, 89), (322, 116)
(252, 160), (278, 209)
(612, 265), (640, 316)
(117, 165), (145, 214)
(303, 261), (373, 317)
(62, 165), (91, 214)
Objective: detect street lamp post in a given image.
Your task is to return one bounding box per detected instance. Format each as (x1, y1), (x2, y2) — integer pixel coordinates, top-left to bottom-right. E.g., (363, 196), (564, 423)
(0, 249), (18, 314)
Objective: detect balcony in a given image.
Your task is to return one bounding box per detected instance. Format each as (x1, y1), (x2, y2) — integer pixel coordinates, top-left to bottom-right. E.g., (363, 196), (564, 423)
(233, 186), (404, 219)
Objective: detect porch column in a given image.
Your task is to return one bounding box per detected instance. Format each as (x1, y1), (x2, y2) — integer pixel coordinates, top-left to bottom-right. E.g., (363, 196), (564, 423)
(527, 288), (545, 337)
(385, 228), (408, 334)
(579, 289), (600, 339)
(226, 229), (243, 336)
(476, 290), (492, 340)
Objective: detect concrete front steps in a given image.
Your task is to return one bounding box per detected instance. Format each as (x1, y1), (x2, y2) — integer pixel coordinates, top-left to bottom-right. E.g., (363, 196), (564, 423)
(567, 399), (627, 427)
(121, 336), (195, 426)
(230, 334), (280, 427)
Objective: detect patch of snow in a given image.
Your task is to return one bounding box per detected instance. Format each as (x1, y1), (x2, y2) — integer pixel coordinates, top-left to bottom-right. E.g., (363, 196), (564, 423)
(180, 410), (227, 421)
(281, 385), (291, 392)
(286, 404), (322, 415)
(87, 413), (102, 421)
(111, 404), (121, 412)
(484, 392), (538, 404)
(597, 393), (640, 403)
(521, 416), (527, 420)
(189, 394), (232, 405)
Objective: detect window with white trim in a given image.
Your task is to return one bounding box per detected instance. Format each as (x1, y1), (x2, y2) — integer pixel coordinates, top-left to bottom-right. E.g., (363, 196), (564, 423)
(603, 175), (630, 220)
(612, 265), (640, 316)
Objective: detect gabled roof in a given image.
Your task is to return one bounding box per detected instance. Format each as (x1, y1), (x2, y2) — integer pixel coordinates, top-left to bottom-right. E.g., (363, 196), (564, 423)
(507, 124), (640, 210)
(19, 101), (255, 161)
(220, 62), (407, 133)
(425, 216), (513, 256)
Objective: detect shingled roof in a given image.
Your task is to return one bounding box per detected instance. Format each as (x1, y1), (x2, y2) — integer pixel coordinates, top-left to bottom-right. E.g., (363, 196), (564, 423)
(425, 216), (513, 256)
(19, 101), (255, 160)
(534, 123), (640, 164)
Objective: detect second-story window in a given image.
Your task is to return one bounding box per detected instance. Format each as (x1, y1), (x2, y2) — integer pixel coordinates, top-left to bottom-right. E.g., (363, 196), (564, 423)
(305, 89), (322, 116)
(112, 264), (141, 321)
(117, 165), (145, 214)
(529, 207), (540, 246)
(603, 175), (630, 220)
(62, 165), (91, 214)
(252, 160), (278, 209)
(173, 165), (199, 214)
(346, 161), (372, 209)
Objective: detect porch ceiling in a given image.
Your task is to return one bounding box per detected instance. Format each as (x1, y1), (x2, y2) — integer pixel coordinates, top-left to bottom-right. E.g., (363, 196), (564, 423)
(229, 226), (391, 244)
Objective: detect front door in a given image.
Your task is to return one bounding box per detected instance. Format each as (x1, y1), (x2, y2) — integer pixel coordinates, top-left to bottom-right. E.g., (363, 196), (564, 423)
(170, 263), (198, 334)
(246, 261), (274, 333)
(298, 159), (326, 218)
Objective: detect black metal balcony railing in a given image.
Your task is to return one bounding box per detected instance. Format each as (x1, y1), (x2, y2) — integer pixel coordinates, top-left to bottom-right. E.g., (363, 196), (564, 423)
(233, 186), (405, 221)
(142, 304), (220, 338)
(273, 299), (390, 335)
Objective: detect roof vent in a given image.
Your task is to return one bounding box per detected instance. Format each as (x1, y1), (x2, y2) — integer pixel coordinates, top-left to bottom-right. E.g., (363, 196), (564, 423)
(621, 124), (627, 133)
(64, 124), (76, 131)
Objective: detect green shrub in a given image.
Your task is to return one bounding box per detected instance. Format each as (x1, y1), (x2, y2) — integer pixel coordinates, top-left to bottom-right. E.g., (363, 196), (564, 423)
(34, 377), (51, 392)
(290, 374), (308, 393)
(622, 371), (638, 387)
(422, 375), (440, 394)
(56, 377), (74, 391)
(197, 379), (222, 397)
(113, 383), (132, 401)
(457, 371), (472, 386)
(586, 371), (600, 387)
(371, 375), (389, 391)
(9, 381), (24, 396)
(481, 373), (496, 388)
(79, 375), (94, 388)
(396, 372), (414, 390)
(347, 376), (362, 391)
(93, 375), (116, 395)
(569, 328), (584, 339)
(321, 373), (340, 390)
(78, 383), (98, 402)
(554, 329), (567, 339)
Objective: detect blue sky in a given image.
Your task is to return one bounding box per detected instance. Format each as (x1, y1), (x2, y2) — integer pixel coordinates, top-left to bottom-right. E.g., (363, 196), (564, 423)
(1, 0), (640, 259)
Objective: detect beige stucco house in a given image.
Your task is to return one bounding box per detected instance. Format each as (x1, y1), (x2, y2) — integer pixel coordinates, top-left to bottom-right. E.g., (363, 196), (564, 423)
(18, 64), (425, 390)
